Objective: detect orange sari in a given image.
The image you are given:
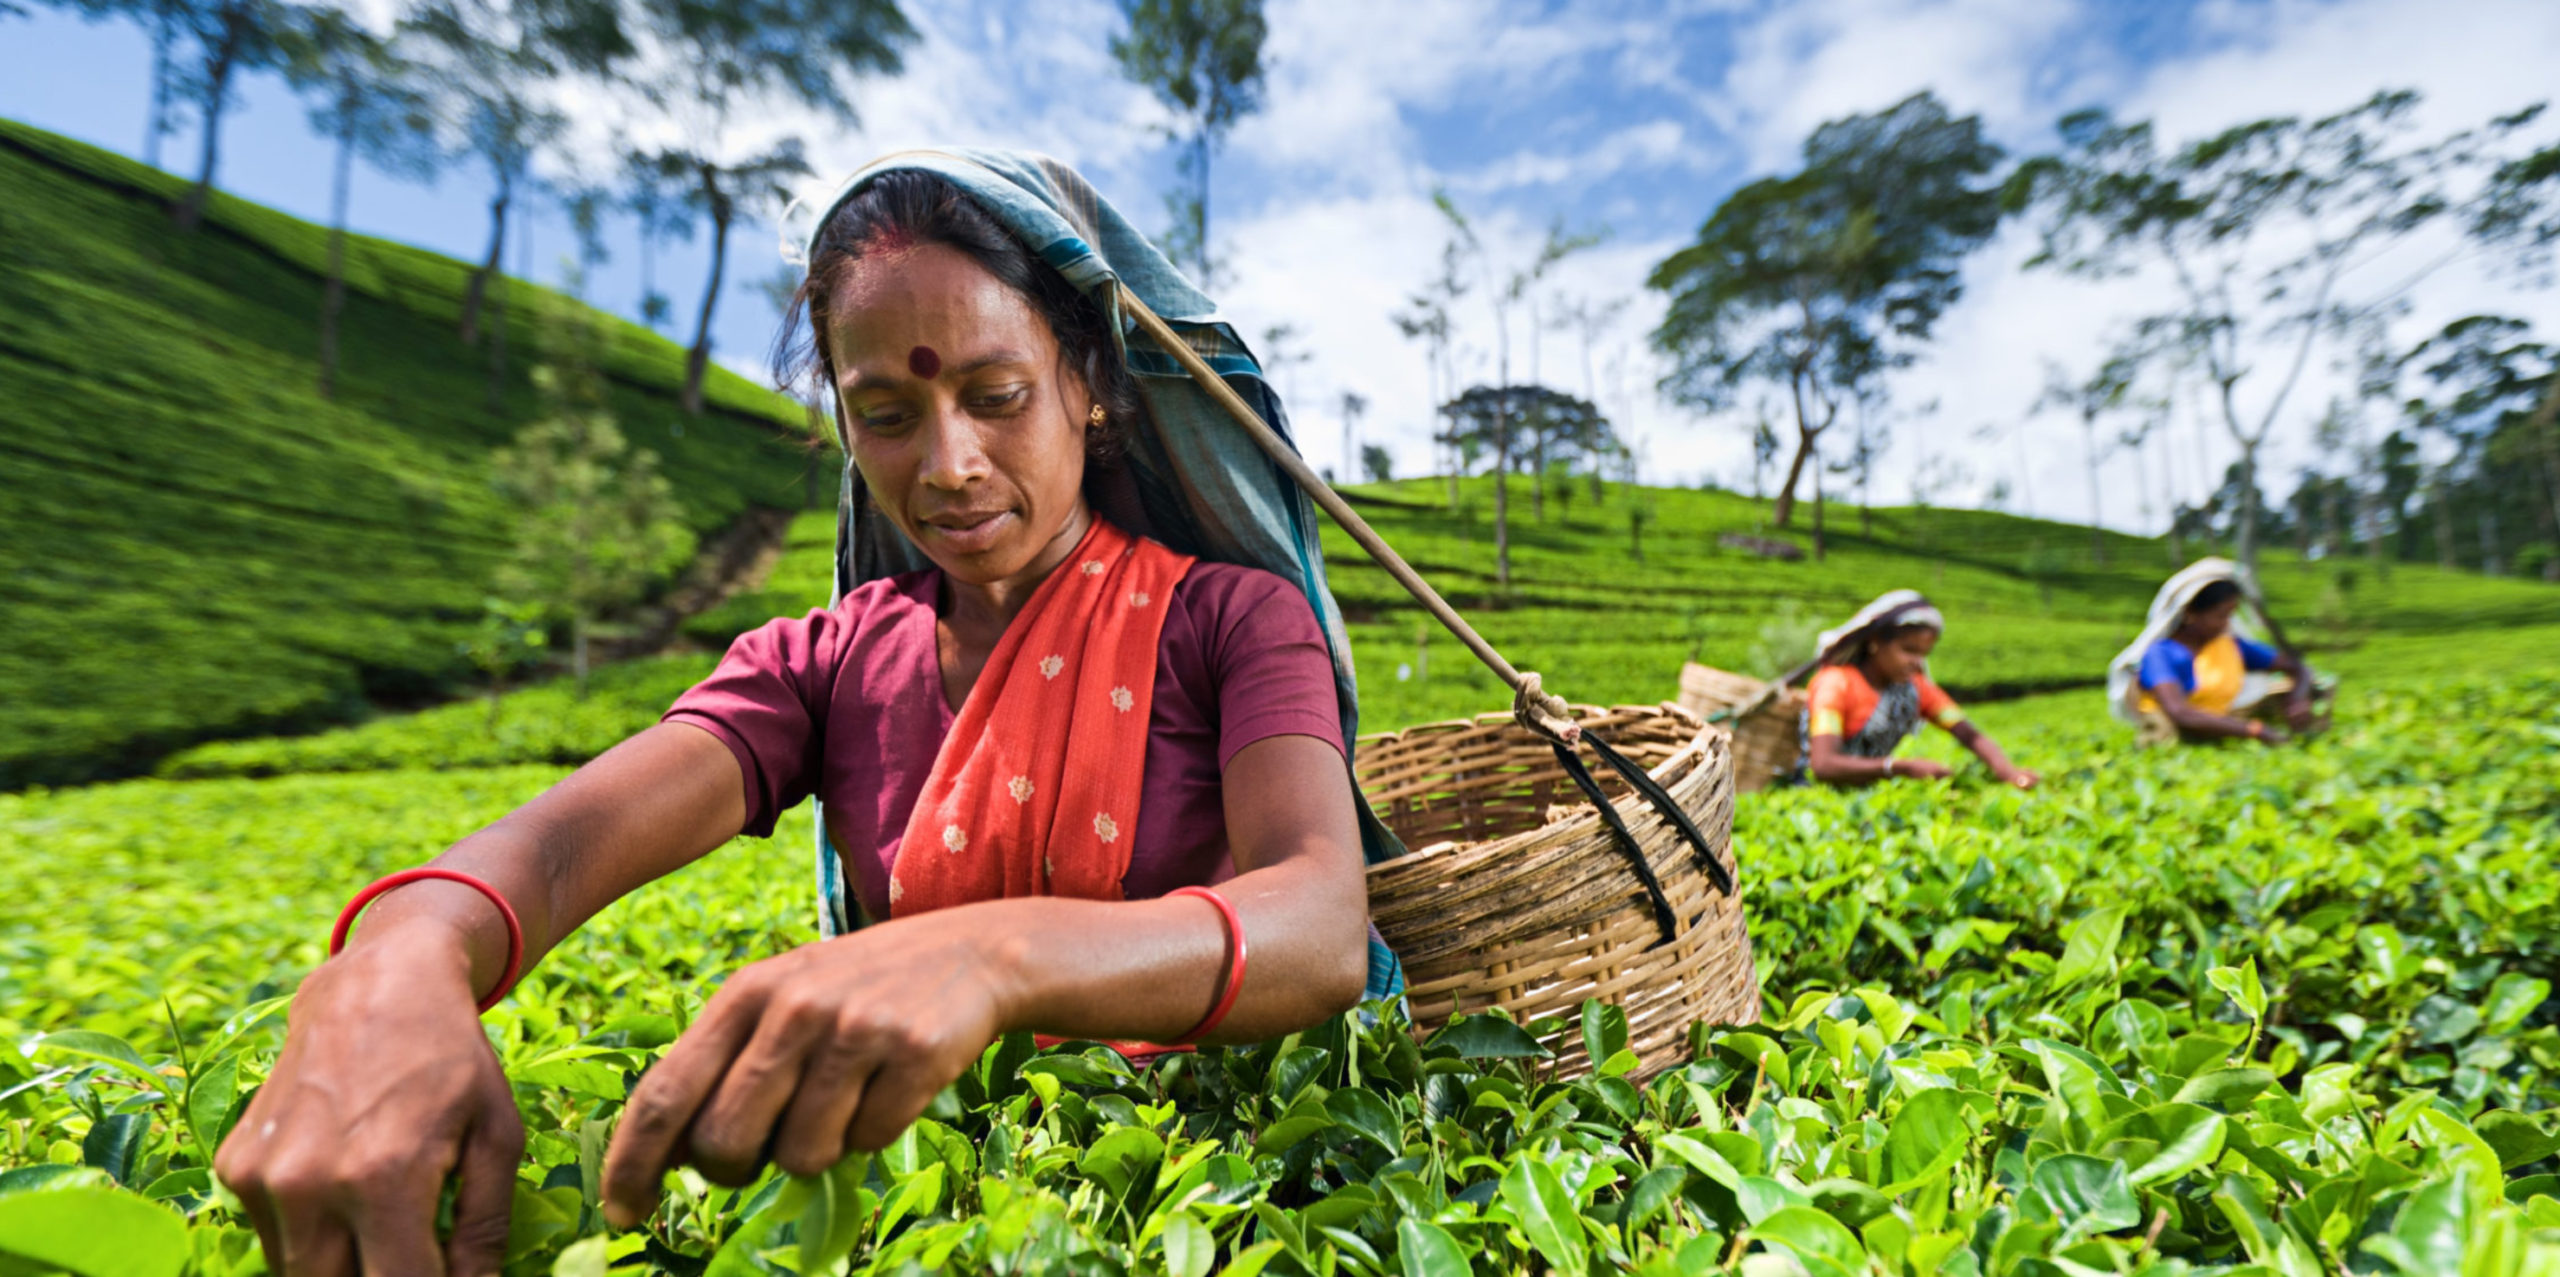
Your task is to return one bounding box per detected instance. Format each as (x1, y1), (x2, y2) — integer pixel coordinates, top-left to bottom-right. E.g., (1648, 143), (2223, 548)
(888, 518), (1196, 916)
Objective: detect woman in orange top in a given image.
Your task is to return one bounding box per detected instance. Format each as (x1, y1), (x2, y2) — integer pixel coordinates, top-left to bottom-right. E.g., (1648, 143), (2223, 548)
(1799, 591), (2038, 789)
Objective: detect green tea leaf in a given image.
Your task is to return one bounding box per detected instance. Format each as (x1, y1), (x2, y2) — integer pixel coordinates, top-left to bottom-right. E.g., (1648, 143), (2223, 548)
(2173, 1068), (2275, 1109)
(1883, 1088), (1970, 1190)
(0, 1186), (188, 1277)
(1161, 1210), (1214, 1277)
(2126, 1104), (2225, 1185)
(1426, 1016), (1551, 1060)
(1498, 1157), (1586, 1273)
(2025, 1153), (2140, 1242)
(2052, 905), (2128, 989)
(1394, 1216), (1469, 1277)
(1750, 1204), (1864, 1271)
(1580, 1001), (1629, 1064)
(796, 1150), (871, 1277)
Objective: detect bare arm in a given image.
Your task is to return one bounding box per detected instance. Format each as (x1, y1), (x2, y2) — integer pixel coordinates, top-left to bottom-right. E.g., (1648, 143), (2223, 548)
(596, 731), (1368, 1222)
(215, 723), (752, 1277)
(338, 723), (751, 999)
(1807, 734), (1949, 785)
(2154, 680), (2278, 742)
(1949, 722), (2037, 789)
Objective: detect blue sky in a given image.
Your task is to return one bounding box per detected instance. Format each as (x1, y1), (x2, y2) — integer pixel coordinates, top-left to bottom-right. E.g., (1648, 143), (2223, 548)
(8, 0), (2560, 530)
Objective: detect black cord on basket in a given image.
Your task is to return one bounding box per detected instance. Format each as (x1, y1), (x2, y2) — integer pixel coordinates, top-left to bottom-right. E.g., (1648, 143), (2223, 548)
(1579, 732), (1737, 899)
(1548, 742), (1682, 949)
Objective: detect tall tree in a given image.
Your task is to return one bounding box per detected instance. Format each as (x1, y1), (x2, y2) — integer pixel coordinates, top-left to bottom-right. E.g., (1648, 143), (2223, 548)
(2007, 89), (2531, 573)
(405, 0), (570, 368)
(1111, 0), (1265, 287)
(627, 0), (912, 415)
(621, 148), (693, 330)
(1651, 91), (2004, 530)
(55, 0), (189, 165)
(281, 7), (439, 398)
(1437, 384), (1607, 583)
(1335, 390), (1367, 486)
(2036, 355), (2140, 564)
(494, 294), (692, 697)
(169, 0), (290, 229)
(2398, 314), (2560, 579)
(1394, 224), (1468, 505)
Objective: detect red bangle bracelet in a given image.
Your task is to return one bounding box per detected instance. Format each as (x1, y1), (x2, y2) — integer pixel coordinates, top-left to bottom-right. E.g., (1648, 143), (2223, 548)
(330, 868), (525, 1014)
(1166, 886), (1247, 1044)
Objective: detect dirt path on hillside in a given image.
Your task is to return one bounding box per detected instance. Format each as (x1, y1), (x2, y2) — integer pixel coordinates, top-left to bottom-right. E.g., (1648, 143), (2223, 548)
(596, 506), (799, 661)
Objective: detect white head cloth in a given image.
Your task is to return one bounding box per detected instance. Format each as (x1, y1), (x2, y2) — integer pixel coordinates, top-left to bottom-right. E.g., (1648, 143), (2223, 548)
(1815, 589), (1945, 665)
(2104, 557), (2276, 724)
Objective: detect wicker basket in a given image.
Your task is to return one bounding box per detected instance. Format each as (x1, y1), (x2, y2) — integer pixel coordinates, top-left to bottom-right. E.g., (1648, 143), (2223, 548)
(1357, 703), (1758, 1079)
(1676, 663), (1804, 793)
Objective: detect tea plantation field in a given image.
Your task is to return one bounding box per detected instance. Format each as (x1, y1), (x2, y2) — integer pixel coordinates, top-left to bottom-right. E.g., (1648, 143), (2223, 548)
(3, 644), (2557, 1272)
(0, 118), (821, 789)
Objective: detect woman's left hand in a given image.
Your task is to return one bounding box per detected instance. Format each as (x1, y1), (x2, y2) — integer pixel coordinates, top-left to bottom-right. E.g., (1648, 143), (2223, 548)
(1996, 766), (2040, 791)
(599, 917), (1011, 1227)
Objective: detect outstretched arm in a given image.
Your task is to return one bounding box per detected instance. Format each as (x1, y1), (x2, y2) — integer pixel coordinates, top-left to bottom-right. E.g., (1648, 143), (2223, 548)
(596, 731), (1368, 1223)
(1808, 734), (1950, 785)
(2274, 650), (2317, 730)
(1949, 722), (2036, 789)
(215, 723), (756, 1277)
(2154, 680), (2282, 743)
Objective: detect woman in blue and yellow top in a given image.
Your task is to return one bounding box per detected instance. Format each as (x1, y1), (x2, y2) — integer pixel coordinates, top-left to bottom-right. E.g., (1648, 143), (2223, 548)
(2109, 560), (2317, 745)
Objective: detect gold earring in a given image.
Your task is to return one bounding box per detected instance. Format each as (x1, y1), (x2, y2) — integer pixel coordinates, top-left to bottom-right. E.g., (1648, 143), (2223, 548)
(1087, 404), (1107, 426)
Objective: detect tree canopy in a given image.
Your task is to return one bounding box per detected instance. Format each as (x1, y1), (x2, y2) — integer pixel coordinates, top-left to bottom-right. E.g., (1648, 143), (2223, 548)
(1649, 91), (2004, 529)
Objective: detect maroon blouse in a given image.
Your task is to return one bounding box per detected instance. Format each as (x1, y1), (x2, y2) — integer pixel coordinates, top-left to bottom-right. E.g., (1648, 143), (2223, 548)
(662, 560), (1346, 923)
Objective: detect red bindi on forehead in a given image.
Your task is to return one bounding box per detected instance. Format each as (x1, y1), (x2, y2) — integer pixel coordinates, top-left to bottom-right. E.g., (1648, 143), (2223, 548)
(908, 345), (941, 379)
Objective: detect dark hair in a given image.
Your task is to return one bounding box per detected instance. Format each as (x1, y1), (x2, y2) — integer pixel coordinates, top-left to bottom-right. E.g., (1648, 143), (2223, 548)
(2191, 580), (2243, 612)
(772, 170), (1142, 462)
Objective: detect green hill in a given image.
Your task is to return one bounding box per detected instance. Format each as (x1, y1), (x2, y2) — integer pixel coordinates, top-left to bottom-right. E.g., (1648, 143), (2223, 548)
(1317, 478), (2560, 727)
(153, 476), (2560, 781)
(0, 118), (825, 788)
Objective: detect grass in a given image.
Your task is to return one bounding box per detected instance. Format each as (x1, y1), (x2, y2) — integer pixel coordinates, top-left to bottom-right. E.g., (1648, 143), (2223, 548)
(0, 118), (827, 789)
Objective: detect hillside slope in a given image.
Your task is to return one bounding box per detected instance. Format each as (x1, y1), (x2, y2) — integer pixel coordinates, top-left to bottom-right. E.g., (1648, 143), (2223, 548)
(1319, 478), (2560, 725)
(154, 478), (2560, 780)
(0, 119), (822, 787)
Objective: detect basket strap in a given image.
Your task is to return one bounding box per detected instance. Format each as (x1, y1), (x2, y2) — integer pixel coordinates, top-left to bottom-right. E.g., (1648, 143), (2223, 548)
(1115, 284), (1578, 743)
(1117, 284), (1741, 915)
(1578, 732), (1736, 898)
(1545, 741), (1680, 947)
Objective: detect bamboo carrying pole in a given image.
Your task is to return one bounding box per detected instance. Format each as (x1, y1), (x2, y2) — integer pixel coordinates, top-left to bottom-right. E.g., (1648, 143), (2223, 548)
(1114, 283), (1578, 738)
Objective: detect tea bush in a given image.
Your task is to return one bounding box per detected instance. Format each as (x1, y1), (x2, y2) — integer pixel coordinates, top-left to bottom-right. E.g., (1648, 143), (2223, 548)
(4, 670), (2557, 1272)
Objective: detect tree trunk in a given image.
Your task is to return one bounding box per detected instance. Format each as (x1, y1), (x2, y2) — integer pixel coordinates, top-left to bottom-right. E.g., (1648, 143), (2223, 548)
(144, 12), (171, 168)
(174, 6), (244, 231)
(1771, 430), (1815, 528)
(2083, 418), (2106, 565)
(2432, 474), (2456, 570)
(2479, 506), (2501, 576)
(1194, 128), (1212, 285)
(1812, 462), (1827, 561)
(461, 184), (509, 344)
(682, 166), (731, 418)
(2235, 443), (2262, 575)
(1492, 428), (1511, 588)
(572, 614), (591, 700)
(484, 247), (509, 414)
(318, 104), (354, 399)
(1529, 434), (1545, 520)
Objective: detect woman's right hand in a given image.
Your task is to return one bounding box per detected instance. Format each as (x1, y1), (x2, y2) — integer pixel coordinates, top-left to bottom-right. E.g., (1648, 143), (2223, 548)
(214, 924), (524, 1277)
(1895, 758), (1955, 781)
